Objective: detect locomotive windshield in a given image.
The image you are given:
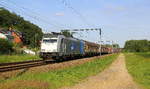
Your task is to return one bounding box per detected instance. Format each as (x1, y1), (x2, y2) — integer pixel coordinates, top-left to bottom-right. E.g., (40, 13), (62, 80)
(43, 39), (57, 43)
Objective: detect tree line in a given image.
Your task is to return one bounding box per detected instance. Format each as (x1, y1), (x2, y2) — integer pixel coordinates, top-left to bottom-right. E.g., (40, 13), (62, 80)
(124, 40), (150, 52)
(0, 8), (43, 47)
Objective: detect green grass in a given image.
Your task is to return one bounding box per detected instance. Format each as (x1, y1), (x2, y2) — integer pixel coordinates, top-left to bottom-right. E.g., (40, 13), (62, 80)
(125, 53), (150, 89)
(0, 54), (118, 89)
(0, 54), (41, 63)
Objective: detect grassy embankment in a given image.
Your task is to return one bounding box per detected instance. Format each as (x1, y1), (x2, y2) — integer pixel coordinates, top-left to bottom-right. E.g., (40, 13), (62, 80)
(0, 54), (118, 89)
(125, 53), (150, 89)
(0, 55), (40, 63)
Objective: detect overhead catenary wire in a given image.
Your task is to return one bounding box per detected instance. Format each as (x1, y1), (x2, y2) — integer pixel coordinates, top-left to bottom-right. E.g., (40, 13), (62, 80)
(8, 0), (67, 29)
(1, 0), (97, 31)
(0, 0), (67, 30)
(59, 0), (95, 27)
(0, 2), (53, 29)
(0, 0), (104, 46)
(0, 0), (101, 40)
(0, 0), (62, 29)
(59, 0), (101, 41)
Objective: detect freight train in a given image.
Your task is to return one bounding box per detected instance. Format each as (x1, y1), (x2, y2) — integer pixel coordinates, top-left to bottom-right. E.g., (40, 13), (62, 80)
(40, 33), (119, 60)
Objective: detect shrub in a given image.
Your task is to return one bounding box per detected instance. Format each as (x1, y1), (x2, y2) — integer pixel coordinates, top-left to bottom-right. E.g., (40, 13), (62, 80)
(0, 38), (14, 54)
(124, 40), (150, 52)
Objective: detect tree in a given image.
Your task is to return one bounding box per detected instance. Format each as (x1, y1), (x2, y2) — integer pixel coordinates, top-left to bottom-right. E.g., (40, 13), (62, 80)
(0, 8), (43, 47)
(61, 30), (74, 37)
(113, 44), (120, 48)
(0, 39), (14, 54)
(124, 40), (149, 52)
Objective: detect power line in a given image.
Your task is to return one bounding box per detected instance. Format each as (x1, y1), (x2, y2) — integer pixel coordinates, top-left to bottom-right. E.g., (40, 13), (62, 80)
(2, 0), (62, 29)
(7, 0), (67, 29)
(0, 0), (99, 31)
(59, 0), (94, 27)
(0, 0), (67, 30)
(0, 1), (53, 28)
(62, 28), (101, 40)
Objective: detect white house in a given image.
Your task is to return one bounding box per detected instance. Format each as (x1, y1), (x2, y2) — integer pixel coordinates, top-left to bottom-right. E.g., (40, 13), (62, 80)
(0, 33), (7, 39)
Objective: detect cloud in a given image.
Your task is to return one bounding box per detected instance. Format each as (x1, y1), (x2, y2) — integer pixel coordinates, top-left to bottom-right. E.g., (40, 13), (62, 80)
(55, 12), (65, 16)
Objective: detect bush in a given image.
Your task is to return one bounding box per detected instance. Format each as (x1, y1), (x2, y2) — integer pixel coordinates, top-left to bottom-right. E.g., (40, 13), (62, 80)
(124, 40), (150, 52)
(0, 38), (14, 54)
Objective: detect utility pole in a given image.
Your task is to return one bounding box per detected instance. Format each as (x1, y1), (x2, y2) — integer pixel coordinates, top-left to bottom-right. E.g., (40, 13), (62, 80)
(112, 41), (114, 53)
(99, 28), (102, 56)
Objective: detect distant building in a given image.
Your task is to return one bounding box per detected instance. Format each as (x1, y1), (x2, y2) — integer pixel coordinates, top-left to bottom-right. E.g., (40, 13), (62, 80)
(0, 33), (7, 39)
(0, 29), (13, 41)
(0, 28), (23, 44)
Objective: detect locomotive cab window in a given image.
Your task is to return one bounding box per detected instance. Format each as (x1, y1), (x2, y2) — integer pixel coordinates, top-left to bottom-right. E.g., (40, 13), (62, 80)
(43, 39), (57, 43)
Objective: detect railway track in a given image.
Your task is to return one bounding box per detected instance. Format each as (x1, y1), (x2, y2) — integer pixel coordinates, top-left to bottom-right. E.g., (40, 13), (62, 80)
(0, 59), (54, 72)
(0, 54), (111, 73)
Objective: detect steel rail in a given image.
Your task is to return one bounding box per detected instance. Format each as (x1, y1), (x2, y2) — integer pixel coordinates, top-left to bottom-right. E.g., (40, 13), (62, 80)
(0, 59), (54, 72)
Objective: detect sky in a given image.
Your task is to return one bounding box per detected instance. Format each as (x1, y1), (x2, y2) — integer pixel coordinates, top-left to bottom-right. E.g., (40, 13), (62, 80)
(0, 0), (150, 47)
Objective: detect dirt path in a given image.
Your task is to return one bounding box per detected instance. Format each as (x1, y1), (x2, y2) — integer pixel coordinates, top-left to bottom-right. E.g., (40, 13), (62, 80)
(62, 54), (140, 89)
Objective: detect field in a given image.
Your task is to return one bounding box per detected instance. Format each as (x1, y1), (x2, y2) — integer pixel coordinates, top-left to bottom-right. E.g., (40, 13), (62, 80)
(0, 54), (118, 89)
(0, 54), (41, 63)
(125, 53), (150, 89)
